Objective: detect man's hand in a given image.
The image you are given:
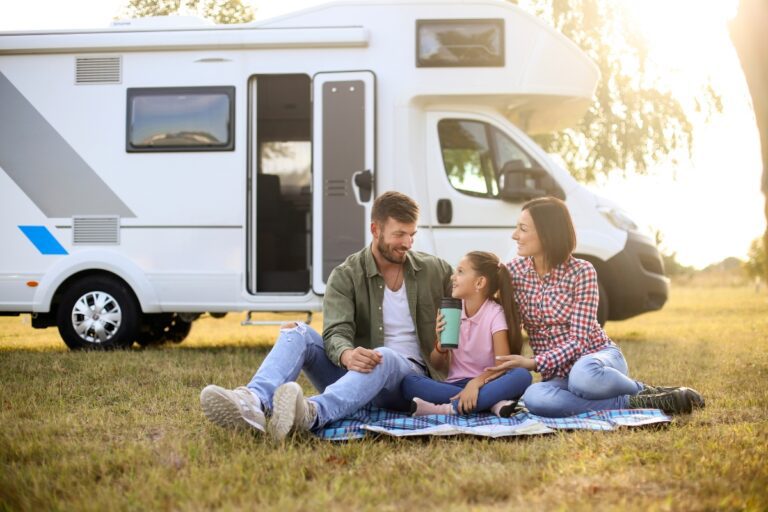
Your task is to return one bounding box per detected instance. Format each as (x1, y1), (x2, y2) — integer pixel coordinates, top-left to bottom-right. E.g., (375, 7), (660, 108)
(450, 379), (481, 414)
(340, 347), (383, 373)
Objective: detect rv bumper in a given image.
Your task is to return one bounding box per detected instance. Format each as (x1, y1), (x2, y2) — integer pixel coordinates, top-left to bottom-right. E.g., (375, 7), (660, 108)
(603, 232), (669, 320)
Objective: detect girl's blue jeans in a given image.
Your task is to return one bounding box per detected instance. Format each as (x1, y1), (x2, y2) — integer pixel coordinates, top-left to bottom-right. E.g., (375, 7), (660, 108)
(401, 368), (532, 413)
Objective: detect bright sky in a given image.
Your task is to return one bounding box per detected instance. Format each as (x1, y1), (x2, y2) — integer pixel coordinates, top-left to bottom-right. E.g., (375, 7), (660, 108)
(0, 0), (763, 269)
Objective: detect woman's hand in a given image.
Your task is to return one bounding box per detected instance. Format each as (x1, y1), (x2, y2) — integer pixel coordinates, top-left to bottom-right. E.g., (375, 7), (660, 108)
(450, 379), (481, 414)
(484, 355), (536, 373)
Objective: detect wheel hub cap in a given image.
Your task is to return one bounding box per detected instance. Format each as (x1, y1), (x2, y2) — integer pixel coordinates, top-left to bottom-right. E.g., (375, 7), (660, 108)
(71, 291), (122, 344)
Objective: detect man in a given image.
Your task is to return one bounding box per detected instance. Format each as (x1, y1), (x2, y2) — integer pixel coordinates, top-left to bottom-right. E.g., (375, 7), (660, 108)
(200, 191), (453, 441)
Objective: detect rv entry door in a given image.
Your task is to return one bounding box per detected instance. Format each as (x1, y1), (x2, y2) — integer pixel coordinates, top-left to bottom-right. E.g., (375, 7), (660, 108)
(311, 71), (375, 294)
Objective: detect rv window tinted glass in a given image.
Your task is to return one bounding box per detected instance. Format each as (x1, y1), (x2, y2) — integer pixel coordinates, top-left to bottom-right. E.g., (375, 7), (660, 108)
(417, 19), (504, 67)
(438, 119), (498, 197)
(127, 87), (234, 152)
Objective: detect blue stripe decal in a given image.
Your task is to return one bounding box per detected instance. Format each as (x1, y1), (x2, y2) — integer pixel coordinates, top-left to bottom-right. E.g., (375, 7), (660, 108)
(18, 226), (68, 255)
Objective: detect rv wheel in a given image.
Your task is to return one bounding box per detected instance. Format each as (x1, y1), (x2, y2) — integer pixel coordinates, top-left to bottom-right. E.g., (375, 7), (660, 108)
(56, 276), (139, 350)
(137, 313), (193, 346)
(166, 317), (193, 343)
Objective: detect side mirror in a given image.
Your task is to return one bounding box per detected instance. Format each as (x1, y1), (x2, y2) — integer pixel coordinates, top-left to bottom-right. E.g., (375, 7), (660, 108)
(498, 160), (564, 202)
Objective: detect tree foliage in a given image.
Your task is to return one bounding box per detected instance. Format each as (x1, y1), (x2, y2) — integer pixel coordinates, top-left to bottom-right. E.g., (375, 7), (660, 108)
(743, 237), (767, 282)
(509, 0), (721, 182)
(653, 229), (694, 278)
(731, 0), (768, 285)
(118, 0), (254, 25)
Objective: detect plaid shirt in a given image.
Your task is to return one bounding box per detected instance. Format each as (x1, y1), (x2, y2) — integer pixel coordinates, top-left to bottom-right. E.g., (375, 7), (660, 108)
(507, 256), (613, 380)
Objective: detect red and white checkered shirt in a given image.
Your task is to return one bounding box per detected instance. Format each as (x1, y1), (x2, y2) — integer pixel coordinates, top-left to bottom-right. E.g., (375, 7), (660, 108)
(507, 256), (613, 380)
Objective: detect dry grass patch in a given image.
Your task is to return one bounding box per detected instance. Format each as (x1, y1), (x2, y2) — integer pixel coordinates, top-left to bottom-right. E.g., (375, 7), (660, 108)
(1, 286), (767, 510)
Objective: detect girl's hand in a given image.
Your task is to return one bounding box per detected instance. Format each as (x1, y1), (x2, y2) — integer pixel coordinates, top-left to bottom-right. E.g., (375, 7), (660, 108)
(433, 312), (449, 355)
(433, 338), (449, 356)
(435, 312), (446, 338)
(450, 380), (481, 414)
(484, 355), (536, 373)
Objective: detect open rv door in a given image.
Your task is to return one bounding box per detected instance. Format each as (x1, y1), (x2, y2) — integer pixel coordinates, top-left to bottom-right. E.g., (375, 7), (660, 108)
(311, 71), (375, 294)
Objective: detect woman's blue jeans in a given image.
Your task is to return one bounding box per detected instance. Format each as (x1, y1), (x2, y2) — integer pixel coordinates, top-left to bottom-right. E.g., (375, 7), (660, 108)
(401, 368), (532, 413)
(522, 345), (644, 417)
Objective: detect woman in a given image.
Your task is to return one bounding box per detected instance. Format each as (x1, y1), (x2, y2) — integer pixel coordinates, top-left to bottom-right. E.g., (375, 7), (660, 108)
(486, 197), (704, 417)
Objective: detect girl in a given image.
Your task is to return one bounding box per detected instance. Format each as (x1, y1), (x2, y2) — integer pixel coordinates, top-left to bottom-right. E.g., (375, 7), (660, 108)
(486, 196), (704, 417)
(401, 251), (532, 416)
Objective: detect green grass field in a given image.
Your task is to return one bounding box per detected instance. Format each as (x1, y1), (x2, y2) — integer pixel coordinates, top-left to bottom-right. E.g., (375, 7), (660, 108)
(1, 286), (767, 511)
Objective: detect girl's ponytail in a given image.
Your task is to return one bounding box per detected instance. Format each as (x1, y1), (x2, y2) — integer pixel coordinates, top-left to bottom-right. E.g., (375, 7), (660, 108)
(496, 263), (522, 355)
(465, 251), (523, 355)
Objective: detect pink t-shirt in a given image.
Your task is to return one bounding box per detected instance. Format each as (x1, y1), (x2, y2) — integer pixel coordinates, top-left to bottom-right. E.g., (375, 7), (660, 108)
(446, 299), (508, 382)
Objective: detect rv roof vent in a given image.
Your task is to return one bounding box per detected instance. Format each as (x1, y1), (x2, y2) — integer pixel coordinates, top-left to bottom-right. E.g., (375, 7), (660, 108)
(73, 216), (120, 245)
(75, 57), (122, 85)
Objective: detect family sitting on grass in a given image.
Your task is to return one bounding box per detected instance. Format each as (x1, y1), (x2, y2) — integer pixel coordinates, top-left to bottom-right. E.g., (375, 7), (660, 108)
(200, 192), (704, 441)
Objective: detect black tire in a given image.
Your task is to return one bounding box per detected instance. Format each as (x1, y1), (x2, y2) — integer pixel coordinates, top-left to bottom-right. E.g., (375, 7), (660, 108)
(166, 317), (192, 343)
(597, 280), (609, 327)
(56, 275), (139, 350)
(137, 313), (193, 346)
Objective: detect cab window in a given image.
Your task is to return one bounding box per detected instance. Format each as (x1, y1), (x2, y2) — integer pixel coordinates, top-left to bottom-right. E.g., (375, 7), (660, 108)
(438, 119), (539, 198)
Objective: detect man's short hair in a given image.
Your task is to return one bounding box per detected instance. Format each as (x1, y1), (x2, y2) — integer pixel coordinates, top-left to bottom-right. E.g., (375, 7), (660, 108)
(371, 191), (419, 225)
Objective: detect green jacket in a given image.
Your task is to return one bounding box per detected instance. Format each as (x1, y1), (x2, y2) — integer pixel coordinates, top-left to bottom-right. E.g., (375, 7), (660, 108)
(322, 245), (453, 379)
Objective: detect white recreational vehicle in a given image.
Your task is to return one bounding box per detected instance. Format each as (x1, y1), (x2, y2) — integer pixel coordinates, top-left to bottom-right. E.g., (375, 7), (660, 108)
(0, 0), (668, 349)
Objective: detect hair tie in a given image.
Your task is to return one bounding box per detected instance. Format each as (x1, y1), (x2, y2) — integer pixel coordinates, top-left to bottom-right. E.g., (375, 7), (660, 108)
(498, 262), (504, 269)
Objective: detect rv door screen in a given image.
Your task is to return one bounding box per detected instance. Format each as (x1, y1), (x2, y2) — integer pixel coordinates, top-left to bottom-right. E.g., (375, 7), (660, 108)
(312, 72), (375, 294)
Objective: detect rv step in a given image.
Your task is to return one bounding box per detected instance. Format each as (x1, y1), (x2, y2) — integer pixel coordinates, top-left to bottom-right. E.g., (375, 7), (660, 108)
(241, 311), (313, 327)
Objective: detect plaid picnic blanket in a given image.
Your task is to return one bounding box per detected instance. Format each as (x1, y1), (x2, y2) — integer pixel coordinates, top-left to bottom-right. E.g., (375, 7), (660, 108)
(316, 406), (670, 441)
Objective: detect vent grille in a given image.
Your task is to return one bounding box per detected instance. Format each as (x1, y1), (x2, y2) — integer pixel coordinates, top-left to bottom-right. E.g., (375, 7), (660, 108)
(325, 179), (348, 197)
(75, 57), (121, 84)
(73, 216), (120, 245)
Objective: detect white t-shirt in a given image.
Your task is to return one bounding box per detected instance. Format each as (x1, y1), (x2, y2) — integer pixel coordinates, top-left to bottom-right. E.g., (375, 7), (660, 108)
(382, 281), (425, 366)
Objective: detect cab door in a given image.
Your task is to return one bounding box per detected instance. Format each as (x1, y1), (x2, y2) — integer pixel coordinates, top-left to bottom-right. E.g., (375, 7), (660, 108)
(311, 72), (375, 294)
(425, 112), (541, 265)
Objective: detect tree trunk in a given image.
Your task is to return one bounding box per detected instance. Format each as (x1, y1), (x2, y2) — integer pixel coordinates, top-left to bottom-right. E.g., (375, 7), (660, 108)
(730, 0), (768, 284)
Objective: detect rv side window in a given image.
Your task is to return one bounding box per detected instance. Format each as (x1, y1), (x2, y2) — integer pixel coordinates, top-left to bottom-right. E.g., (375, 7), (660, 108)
(126, 86), (235, 152)
(416, 19), (504, 67)
(438, 119), (541, 198)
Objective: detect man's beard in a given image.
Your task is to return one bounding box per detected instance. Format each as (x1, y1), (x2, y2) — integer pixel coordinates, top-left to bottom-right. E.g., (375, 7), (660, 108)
(377, 237), (407, 264)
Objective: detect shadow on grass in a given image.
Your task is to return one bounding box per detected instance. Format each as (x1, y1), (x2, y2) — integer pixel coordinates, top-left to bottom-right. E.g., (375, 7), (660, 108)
(0, 343), (275, 356)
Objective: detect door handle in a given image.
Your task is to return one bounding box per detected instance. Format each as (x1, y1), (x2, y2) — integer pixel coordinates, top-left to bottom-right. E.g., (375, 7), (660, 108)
(353, 169), (373, 202)
(437, 198), (452, 224)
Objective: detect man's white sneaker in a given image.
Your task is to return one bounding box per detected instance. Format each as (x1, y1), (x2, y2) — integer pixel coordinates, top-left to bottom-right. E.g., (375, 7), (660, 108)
(200, 385), (266, 432)
(268, 382), (318, 442)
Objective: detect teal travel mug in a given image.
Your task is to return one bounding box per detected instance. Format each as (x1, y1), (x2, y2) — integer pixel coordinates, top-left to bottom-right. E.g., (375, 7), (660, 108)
(439, 298), (462, 349)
